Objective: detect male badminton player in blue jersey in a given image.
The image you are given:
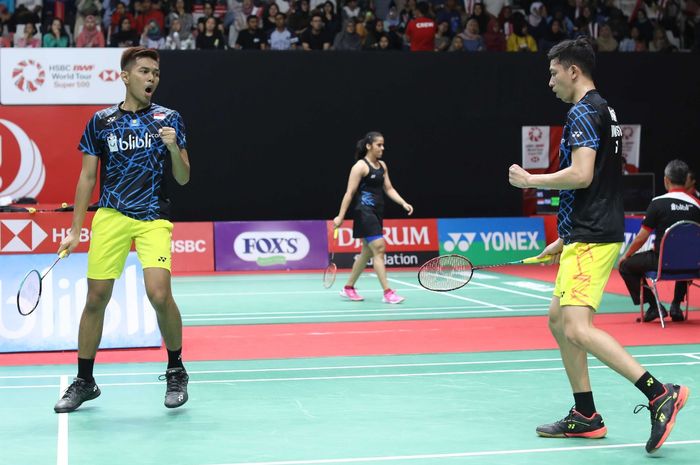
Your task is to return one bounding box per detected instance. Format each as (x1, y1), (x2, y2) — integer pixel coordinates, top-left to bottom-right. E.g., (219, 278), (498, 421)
(508, 37), (689, 453)
(54, 47), (191, 413)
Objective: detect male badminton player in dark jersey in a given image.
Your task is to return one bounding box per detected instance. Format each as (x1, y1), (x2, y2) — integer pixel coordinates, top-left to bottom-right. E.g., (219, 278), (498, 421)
(508, 38), (689, 453)
(332, 132), (413, 304)
(54, 47), (191, 413)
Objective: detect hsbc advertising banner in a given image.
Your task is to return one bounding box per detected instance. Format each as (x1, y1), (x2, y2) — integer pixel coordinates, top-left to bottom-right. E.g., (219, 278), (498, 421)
(0, 212), (214, 271)
(1, 49), (124, 105)
(171, 222), (214, 273)
(0, 212), (94, 254)
(214, 220), (328, 271)
(327, 219), (439, 268)
(438, 217), (545, 265)
(0, 252), (161, 353)
(0, 106), (102, 203)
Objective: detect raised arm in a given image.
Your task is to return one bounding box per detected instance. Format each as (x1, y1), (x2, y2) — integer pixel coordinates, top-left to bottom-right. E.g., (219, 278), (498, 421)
(509, 147), (596, 190)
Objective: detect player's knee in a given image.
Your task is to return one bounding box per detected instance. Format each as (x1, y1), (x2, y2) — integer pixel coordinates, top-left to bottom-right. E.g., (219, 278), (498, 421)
(85, 289), (111, 312)
(372, 243), (386, 255)
(146, 288), (171, 310)
(563, 325), (590, 347)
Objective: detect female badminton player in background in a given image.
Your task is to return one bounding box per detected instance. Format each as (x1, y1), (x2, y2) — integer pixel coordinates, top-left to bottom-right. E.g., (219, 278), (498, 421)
(332, 131), (413, 304)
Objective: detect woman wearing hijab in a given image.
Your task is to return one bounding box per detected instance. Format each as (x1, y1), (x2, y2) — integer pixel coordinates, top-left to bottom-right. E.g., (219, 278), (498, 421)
(76, 15), (106, 47)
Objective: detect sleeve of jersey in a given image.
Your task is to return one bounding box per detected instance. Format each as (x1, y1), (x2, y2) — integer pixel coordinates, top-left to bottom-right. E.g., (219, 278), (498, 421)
(77, 114), (100, 156)
(641, 201), (659, 230)
(173, 111), (187, 149)
(566, 106), (601, 151)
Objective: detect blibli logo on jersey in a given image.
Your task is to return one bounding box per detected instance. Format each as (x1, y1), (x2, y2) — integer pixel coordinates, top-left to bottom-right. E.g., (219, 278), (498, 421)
(107, 133), (156, 153)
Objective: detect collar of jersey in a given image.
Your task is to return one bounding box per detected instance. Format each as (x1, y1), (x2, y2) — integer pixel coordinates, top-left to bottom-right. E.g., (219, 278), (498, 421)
(117, 102), (153, 115)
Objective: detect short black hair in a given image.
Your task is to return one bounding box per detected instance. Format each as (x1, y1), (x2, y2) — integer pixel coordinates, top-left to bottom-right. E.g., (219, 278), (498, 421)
(547, 37), (596, 78)
(247, 14), (258, 22)
(664, 159), (689, 185)
(121, 47), (159, 71)
(416, 1), (430, 16)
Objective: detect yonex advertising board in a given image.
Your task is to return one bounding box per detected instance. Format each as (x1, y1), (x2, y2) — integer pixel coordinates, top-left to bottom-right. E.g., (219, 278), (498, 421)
(437, 218), (546, 265)
(1, 49), (124, 105)
(0, 252), (161, 353)
(327, 219), (439, 269)
(214, 220), (328, 271)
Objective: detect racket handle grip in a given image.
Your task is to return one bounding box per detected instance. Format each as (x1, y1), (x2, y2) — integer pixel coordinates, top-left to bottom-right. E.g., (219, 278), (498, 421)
(333, 228), (339, 239)
(58, 250), (69, 258)
(522, 255), (551, 264)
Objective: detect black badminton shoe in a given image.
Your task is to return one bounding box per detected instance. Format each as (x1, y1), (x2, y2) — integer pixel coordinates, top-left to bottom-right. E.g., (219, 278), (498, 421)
(536, 408), (607, 438)
(54, 377), (101, 413)
(635, 383), (689, 453)
(161, 367), (189, 408)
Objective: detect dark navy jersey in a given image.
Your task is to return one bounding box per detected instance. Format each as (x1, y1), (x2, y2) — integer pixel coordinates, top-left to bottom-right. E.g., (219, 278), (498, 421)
(78, 103), (187, 221)
(642, 190), (700, 251)
(353, 158), (385, 215)
(557, 90), (624, 244)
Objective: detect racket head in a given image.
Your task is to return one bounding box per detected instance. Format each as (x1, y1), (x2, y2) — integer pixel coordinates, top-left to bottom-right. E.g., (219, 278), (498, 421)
(17, 269), (42, 316)
(418, 254), (474, 291)
(322, 262), (337, 289)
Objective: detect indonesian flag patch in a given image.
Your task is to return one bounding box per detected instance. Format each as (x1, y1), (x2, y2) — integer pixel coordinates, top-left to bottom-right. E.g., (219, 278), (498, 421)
(154, 112), (166, 120)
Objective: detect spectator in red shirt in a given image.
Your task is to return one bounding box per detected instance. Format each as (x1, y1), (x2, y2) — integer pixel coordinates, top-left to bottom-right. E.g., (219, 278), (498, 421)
(136, 0), (165, 34)
(405, 2), (435, 51)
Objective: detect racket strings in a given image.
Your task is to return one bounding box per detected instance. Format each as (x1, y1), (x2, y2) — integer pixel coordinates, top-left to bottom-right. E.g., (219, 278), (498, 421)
(17, 270), (42, 315)
(323, 262), (337, 289)
(418, 255), (474, 291)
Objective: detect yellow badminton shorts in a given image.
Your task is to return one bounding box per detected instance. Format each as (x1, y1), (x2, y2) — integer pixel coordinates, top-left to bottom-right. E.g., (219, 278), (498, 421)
(87, 208), (173, 280)
(553, 241), (622, 311)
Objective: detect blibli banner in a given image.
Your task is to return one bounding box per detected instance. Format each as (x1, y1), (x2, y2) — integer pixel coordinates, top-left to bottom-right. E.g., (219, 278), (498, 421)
(0, 253), (161, 353)
(437, 217), (546, 265)
(214, 220), (328, 271)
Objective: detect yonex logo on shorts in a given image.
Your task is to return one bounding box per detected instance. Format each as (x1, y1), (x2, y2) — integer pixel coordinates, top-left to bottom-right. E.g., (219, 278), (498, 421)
(158, 257), (167, 262)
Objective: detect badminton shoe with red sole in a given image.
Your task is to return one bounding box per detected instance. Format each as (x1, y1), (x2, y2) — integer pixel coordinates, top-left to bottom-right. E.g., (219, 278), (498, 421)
(636, 383), (690, 453)
(536, 408), (607, 438)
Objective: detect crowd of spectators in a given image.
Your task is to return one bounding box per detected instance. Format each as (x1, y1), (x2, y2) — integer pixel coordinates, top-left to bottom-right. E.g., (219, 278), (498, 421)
(0, 0), (698, 51)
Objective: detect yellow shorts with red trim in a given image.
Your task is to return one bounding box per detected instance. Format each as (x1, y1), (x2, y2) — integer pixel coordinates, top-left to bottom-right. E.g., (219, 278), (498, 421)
(87, 208), (173, 280)
(553, 242), (622, 311)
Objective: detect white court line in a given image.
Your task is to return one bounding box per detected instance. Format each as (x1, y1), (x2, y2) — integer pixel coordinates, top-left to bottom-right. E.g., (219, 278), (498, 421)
(173, 288), (424, 297)
(468, 280), (553, 301)
(56, 375), (68, 465)
(183, 304), (546, 317)
(202, 440), (700, 465)
(2, 352), (698, 380)
(385, 276), (516, 312)
(182, 308), (546, 322)
(4, 361), (699, 389)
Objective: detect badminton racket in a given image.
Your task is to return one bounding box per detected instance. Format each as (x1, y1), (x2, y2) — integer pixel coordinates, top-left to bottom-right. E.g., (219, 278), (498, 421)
(17, 250), (68, 316)
(418, 254), (551, 292)
(323, 228), (339, 288)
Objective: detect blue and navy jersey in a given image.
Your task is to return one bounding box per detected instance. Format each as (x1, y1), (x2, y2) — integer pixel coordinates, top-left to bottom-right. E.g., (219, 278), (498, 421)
(557, 90), (624, 244)
(78, 103), (187, 221)
(353, 158), (385, 215)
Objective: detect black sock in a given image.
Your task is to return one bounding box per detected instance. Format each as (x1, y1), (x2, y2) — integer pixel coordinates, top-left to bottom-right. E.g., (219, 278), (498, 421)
(167, 347), (184, 369)
(635, 371), (666, 401)
(573, 391), (597, 417)
(77, 357), (95, 383)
